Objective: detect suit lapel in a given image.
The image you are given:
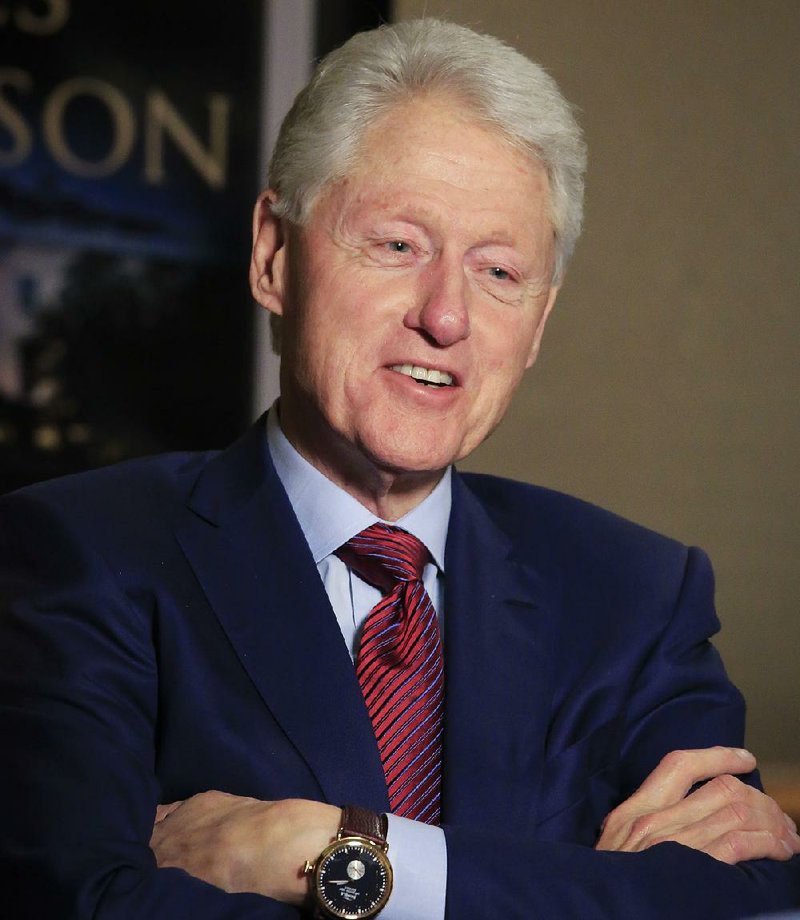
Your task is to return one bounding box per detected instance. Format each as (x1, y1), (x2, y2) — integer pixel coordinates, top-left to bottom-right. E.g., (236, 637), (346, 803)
(174, 419), (389, 811)
(442, 473), (558, 833)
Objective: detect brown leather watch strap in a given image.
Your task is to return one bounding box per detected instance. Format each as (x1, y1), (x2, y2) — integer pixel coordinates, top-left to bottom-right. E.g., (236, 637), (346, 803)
(340, 804), (388, 845)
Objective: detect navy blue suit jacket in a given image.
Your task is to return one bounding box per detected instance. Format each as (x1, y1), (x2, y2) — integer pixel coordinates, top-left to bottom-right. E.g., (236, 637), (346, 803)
(1, 420), (797, 917)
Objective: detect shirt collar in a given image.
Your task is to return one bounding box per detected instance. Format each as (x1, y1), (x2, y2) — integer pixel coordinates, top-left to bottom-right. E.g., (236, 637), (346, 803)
(266, 406), (451, 570)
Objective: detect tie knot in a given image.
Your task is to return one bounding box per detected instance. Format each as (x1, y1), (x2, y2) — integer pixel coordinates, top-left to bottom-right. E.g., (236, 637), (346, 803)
(335, 523), (430, 593)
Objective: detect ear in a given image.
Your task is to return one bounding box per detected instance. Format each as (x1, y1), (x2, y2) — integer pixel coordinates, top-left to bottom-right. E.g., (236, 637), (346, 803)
(525, 284), (559, 369)
(249, 189), (288, 316)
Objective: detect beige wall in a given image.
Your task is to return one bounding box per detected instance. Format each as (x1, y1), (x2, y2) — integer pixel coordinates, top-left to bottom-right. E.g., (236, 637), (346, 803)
(395, 0), (799, 762)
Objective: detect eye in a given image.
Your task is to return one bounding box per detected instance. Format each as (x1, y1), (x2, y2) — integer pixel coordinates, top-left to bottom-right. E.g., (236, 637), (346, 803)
(488, 266), (512, 281)
(367, 236), (419, 267)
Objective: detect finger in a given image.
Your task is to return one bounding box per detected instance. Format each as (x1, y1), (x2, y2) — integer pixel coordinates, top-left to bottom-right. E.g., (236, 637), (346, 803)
(597, 748), (757, 851)
(628, 798), (776, 853)
(678, 775), (800, 853)
(607, 779), (800, 858)
(625, 747), (756, 813)
(704, 828), (800, 865)
(665, 774), (780, 829)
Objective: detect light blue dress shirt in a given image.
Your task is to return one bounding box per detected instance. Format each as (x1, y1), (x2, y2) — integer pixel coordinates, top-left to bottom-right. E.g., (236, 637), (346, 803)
(266, 410), (448, 920)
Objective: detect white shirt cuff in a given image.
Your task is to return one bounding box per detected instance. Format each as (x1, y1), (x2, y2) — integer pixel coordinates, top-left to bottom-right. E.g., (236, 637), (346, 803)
(381, 814), (447, 920)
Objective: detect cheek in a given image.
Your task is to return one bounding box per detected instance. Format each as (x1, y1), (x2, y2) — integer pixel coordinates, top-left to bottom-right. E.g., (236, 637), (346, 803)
(298, 320), (374, 419)
(481, 320), (536, 381)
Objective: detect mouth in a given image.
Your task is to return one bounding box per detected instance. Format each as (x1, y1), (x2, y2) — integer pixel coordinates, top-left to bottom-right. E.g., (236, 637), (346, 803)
(389, 363), (455, 387)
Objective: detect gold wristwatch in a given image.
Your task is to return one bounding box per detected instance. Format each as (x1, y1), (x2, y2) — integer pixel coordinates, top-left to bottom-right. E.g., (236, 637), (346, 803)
(304, 804), (393, 919)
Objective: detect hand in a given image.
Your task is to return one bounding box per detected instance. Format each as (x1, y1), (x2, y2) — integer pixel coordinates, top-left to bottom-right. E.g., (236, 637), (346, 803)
(150, 792), (341, 904)
(596, 746), (800, 863)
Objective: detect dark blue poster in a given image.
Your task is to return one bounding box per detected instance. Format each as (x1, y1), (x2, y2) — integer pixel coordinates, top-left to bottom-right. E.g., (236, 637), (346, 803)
(0, 0), (262, 492)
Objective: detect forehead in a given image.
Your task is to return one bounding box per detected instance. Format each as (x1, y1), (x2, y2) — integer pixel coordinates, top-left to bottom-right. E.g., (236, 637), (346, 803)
(322, 94), (553, 238)
(354, 93), (542, 181)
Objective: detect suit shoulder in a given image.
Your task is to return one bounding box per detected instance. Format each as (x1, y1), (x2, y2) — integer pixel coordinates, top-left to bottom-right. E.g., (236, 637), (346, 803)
(0, 450), (216, 525)
(458, 471), (689, 566)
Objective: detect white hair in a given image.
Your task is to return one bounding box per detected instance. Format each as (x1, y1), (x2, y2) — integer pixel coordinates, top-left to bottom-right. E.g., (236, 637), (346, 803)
(269, 18), (586, 281)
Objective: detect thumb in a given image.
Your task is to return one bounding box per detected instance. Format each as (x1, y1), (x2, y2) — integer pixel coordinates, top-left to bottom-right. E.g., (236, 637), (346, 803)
(154, 800), (184, 824)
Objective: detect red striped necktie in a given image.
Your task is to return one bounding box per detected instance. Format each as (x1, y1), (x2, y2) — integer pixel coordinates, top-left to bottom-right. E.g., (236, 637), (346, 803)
(336, 523), (444, 825)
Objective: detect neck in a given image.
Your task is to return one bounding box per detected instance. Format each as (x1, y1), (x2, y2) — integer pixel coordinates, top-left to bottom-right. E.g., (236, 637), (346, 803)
(276, 405), (444, 521)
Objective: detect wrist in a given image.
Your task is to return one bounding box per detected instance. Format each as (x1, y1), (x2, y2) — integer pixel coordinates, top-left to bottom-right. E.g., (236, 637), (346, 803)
(304, 805), (393, 918)
(256, 799), (340, 906)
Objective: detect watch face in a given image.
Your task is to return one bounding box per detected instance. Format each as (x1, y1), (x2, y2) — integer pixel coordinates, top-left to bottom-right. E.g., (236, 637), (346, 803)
(315, 838), (392, 919)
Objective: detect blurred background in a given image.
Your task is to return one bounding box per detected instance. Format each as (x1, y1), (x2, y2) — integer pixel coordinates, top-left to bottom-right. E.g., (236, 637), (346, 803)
(1, 1), (797, 807)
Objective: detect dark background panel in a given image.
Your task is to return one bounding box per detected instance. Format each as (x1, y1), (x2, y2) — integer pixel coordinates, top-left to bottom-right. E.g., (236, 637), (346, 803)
(316, 0), (391, 56)
(0, 0), (390, 495)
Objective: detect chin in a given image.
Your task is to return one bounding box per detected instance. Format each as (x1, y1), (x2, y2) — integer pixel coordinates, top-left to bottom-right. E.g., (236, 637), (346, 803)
(364, 437), (460, 477)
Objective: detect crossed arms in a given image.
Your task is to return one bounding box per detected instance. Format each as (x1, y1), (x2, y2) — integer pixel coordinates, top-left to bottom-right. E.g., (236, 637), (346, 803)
(1, 479), (798, 918)
(149, 748), (799, 907)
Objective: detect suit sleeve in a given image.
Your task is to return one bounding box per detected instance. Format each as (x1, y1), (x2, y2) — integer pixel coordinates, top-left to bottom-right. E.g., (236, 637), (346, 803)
(442, 547), (800, 918)
(0, 490), (302, 920)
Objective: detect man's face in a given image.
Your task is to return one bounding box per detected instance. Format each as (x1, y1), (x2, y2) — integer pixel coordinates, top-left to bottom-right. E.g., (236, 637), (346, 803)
(255, 94), (559, 488)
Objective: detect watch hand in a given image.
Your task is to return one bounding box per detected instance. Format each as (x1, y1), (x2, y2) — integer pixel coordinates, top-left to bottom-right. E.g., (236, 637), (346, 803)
(328, 880), (351, 885)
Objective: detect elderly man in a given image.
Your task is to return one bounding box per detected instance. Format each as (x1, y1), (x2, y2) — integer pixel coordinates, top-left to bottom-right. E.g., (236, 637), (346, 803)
(0, 18), (798, 920)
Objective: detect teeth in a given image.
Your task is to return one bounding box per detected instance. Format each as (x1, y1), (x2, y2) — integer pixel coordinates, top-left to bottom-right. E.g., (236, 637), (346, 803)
(391, 364), (453, 386)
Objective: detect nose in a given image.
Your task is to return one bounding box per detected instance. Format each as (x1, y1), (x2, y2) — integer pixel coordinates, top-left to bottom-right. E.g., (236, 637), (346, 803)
(404, 256), (470, 347)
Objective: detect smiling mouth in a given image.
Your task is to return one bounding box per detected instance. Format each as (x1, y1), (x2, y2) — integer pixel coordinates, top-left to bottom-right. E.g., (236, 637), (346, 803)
(390, 364), (454, 387)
